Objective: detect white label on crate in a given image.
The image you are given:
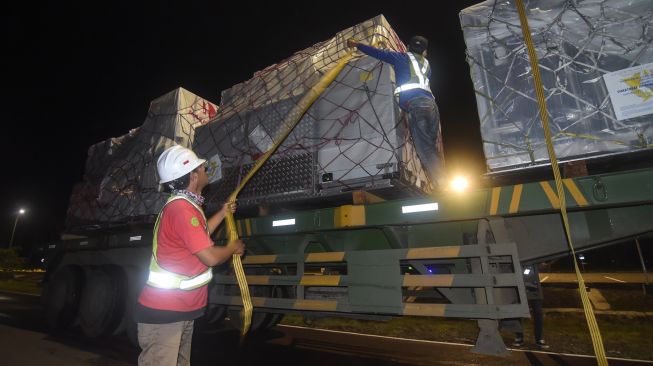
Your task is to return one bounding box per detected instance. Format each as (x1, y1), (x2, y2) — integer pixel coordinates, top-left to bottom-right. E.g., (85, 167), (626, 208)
(604, 62), (653, 120)
(207, 153), (222, 184)
(129, 236), (142, 241)
(249, 124), (274, 153)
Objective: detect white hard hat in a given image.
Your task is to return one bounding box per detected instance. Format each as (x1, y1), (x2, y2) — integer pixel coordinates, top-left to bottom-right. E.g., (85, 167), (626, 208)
(157, 145), (206, 184)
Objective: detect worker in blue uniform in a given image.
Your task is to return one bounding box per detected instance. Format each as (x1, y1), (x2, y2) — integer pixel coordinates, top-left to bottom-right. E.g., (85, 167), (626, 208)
(347, 35), (445, 189)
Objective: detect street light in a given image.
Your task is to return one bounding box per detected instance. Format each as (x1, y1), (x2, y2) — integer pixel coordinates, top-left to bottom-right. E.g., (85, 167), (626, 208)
(578, 254), (586, 272)
(9, 208), (26, 248)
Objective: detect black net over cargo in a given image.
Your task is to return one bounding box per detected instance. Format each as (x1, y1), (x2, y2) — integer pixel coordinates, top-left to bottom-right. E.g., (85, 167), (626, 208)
(66, 88), (218, 229)
(67, 15), (440, 229)
(195, 15), (436, 213)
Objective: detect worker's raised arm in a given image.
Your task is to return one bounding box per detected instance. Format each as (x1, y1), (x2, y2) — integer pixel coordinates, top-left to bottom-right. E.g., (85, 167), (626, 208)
(207, 201), (236, 234)
(347, 39), (404, 67)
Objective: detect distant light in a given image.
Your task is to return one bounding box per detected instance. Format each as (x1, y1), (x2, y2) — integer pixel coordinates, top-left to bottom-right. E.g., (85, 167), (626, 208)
(579, 254), (585, 260)
(523, 268), (531, 275)
(272, 218), (296, 227)
(450, 176), (469, 193)
(19, 209), (25, 214)
(40, 258), (45, 263)
(402, 203), (439, 214)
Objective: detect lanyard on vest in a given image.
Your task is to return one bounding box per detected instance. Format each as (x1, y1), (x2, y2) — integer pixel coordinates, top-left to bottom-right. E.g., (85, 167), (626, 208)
(146, 195), (213, 290)
(394, 52), (432, 95)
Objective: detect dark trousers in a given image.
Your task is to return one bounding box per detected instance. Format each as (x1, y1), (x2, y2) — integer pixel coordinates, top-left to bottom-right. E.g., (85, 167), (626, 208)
(406, 97), (444, 186)
(516, 298), (544, 341)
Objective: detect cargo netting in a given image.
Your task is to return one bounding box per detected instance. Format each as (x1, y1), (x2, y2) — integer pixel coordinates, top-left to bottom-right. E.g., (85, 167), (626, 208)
(195, 14), (433, 213)
(66, 88), (217, 229)
(67, 15), (436, 228)
(460, 0), (653, 172)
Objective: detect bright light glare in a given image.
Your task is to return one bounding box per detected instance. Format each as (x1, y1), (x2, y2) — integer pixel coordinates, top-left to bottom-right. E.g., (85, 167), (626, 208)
(19, 209), (25, 214)
(579, 254), (585, 260)
(272, 218), (296, 227)
(523, 268), (531, 275)
(450, 176), (469, 192)
(402, 203), (438, 214)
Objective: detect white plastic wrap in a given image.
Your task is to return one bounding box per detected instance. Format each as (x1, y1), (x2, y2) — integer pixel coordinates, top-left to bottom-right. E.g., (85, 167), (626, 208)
(460, 0), (653, 171)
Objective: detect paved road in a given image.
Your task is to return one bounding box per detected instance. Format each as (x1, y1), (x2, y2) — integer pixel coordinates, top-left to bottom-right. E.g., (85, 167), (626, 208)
(1, 291), (651, 366)
(540, 272), (651, 284)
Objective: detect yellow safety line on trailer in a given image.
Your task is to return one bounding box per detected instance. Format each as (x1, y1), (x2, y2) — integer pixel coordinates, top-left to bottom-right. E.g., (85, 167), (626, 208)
(509, 184), (523, 213)
(516, 1), (608, 364)
(223, 45), (358, 341)
(540, 181), (561, 209)
(563, 179), (589, 206)
(489, 187), (501, 215)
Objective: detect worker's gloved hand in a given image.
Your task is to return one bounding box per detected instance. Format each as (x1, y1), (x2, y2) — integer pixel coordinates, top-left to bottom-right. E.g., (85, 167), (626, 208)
(346, 38), (358, 49)
(229, 239), (245, 256)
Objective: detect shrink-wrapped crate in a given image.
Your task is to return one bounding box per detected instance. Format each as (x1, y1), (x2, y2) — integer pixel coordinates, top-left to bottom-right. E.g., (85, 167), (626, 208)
(460, 0), (653, 171)
(66, 87), (217, 228)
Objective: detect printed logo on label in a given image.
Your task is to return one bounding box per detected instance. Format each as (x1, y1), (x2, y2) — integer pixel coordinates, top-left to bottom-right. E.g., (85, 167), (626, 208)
(190, 217), (200, 227)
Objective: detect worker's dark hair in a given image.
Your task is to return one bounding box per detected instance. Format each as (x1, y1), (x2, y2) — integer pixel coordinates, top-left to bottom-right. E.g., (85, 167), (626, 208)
(165, 172), (191, 192)
(408, 35), (428, 54)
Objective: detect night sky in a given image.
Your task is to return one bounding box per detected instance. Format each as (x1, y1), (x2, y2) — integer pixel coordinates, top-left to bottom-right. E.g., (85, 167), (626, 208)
(3, 1), (484, 249)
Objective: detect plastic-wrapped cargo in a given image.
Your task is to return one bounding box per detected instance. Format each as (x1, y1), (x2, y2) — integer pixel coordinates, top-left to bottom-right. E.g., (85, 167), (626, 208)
(460, 0), (653, 172)
(66, 87), (218, 229)
(194, 15), (433, 211)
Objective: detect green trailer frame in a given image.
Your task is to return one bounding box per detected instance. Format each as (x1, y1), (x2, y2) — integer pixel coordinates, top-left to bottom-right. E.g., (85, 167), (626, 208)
(42, 166), (653, 354)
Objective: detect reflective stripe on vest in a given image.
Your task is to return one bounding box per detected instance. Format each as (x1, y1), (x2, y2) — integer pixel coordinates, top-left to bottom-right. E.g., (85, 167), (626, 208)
(394, 52), (432, 95)
(146, 195), (213, 291)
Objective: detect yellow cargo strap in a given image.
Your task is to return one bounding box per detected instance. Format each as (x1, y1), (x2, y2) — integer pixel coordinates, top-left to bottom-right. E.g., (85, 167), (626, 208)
(224, 45), (357, 341)
(515, 1), (608, 364)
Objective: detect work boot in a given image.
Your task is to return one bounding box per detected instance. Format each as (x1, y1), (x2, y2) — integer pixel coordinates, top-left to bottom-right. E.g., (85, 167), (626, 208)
(512, 337), (524, 347)
(536, 339), (550, 349)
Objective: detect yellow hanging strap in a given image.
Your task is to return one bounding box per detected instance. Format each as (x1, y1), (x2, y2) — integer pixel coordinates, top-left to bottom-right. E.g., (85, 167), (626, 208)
(515, 1), (608, 364)
(225, 46), (357, 340)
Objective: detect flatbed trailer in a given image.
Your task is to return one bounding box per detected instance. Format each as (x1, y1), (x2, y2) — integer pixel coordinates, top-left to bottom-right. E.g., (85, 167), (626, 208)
(42, 166), (653, 353)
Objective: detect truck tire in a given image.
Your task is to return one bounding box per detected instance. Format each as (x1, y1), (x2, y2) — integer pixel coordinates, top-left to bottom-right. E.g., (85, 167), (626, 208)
(122, 266), (146, 347)
(45, 265), (84, 330)
(227, 286), (285, 332)
(78, 266), (126, 338)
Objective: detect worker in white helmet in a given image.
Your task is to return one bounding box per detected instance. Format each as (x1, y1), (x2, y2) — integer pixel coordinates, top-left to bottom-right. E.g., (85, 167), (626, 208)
(135, 145), (245, 366)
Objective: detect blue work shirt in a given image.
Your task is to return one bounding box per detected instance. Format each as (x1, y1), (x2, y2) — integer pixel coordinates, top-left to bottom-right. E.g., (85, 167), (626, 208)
(357, 44), (434, 110)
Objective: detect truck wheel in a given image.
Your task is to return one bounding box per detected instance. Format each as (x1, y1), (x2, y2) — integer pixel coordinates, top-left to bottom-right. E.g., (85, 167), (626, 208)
(227, 307), (269, 332)
(78, 266), (125, 338)
(255, 286), (286, 330)
(227, 286), (285, 332)
(195, 303), (227, 333)
(204, 303), (227, 325)
(122, 266), (145, 347)
(45, 265), (84, 330)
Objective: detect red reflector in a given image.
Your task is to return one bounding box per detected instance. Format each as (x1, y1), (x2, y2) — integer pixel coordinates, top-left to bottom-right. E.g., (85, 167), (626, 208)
(183, 160), (189, 165)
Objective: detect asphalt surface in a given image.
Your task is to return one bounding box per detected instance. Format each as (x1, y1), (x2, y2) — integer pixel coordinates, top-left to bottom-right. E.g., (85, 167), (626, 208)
(1, 291), (651, 366)
(540, 272), (651, 284)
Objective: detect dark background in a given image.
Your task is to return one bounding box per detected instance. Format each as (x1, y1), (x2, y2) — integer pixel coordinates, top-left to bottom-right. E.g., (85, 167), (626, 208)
(2, 1), (485, 249)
